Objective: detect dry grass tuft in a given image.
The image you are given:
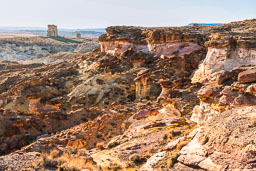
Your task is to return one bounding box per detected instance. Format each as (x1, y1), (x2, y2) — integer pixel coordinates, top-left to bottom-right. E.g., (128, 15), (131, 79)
(175, 138), (192, 150)
(39, 149), (96, 170)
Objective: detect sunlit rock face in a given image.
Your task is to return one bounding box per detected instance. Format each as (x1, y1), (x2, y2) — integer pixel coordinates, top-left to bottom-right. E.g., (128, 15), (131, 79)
(99, 26), (204, 57)
(192, 34), (256, 83)
(100, 41), (149, 56)
(100, 41), (202, 57)
(68, 73), (135, 108)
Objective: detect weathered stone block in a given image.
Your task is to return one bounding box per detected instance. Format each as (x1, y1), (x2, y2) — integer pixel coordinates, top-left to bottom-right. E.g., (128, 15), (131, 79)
(47, 25), (58, 37)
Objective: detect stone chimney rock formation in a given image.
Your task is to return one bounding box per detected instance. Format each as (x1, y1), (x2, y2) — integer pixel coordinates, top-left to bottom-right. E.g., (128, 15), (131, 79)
(47, 25), (58, 37)
(76, 32), (81, 39)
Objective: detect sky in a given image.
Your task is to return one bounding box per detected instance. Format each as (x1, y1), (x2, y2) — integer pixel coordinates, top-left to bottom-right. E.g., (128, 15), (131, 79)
(0, 0), (255, 29)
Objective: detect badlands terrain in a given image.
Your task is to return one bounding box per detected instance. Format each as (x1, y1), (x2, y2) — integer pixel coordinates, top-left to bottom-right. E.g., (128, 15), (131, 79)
(0, 19), (256, 170)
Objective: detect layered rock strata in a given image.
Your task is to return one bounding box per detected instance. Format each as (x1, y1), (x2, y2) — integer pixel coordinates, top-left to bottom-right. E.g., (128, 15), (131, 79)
(99, 26), (204, 58)
(192, 33), (256, 83)
(0, 19), (256, 171)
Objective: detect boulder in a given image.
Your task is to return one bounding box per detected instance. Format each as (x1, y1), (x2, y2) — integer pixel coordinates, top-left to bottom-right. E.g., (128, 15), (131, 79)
(132, 109), (151, 120)
(238, 69), (256, 83)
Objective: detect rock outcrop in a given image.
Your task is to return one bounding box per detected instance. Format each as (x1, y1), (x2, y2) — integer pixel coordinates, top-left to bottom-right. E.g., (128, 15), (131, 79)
(179, 106), (256, 170)
(76, 32), (81, 39)
(192, 33), (256, 83)
(47, 25), (58, 37)
(238, 69), (256, 83)
(134, 69), (151, 101)
(99, 26), (204, 56)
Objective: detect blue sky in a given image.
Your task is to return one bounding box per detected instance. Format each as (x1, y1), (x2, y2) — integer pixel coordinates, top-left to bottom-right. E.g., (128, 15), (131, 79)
(0, 0), (255, 29)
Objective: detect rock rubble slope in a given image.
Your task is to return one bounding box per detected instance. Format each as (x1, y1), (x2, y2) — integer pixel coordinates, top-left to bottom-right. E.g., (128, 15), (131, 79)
(0, 19), (256, 170)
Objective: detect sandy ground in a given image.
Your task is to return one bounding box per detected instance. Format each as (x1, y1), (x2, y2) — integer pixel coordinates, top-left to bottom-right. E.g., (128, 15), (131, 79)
(0, 32), (37, 38)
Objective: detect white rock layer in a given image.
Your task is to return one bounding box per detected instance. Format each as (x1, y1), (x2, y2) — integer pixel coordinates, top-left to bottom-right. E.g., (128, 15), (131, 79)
(100, 41), (202, 57)
(190, 102), (219, 126)
(192, 47), (256, 83)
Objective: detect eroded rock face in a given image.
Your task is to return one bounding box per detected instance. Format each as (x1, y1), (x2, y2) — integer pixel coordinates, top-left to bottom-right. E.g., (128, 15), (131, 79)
(68, 73), (135, 107)
(190, 102), (219, 125)
(157, 80), (173, 103)
(192, 34), (256, 83)
(134, 69), (151, 101)
(99, 26), (207, 86)
(238, 69), (256, 83)
(179, 106), (256, 170)
(100, 40), (202, 58)
(99, 26), (204, 58)
(190, 67), (256, 126)
(0, 107), (96, 155)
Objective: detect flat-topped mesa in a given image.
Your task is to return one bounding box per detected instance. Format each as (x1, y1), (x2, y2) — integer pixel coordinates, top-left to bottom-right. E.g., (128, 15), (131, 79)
(47, 25), (58, 37)
(99, 26), (204, 57)
(192, 32), (256, 83)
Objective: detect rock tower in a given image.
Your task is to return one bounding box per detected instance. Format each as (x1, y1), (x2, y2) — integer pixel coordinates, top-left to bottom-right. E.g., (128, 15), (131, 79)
(134, 69), (152, 101)
(47, 25), (58, 37)
(76, 32), (81, 39)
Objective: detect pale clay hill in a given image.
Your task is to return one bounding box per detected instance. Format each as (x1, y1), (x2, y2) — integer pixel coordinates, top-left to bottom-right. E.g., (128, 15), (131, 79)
(0, 19), (256, 170)
(0, 36), (100, 63)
